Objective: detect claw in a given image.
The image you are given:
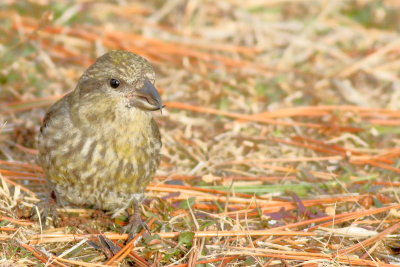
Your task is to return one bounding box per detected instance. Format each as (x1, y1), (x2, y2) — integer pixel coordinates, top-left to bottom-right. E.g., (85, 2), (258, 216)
(122, 198), (149, 243)
(31, 190), (58, 227)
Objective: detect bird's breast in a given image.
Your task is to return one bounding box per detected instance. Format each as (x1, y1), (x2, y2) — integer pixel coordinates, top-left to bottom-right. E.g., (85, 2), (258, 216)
(39, 106), (161, 211)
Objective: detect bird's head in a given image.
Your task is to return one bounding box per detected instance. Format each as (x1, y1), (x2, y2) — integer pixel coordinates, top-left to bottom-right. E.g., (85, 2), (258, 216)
(76, 50), (163, 112)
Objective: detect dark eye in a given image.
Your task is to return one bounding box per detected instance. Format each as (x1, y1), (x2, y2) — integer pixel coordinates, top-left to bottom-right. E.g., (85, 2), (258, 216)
(110, 79), (120, 88)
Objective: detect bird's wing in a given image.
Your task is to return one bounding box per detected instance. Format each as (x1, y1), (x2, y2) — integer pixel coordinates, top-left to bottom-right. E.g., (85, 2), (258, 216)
(40, 93), (73, 134)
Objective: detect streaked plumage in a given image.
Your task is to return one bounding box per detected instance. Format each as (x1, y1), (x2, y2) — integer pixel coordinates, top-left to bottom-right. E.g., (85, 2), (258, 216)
(38, 50), (162, 220)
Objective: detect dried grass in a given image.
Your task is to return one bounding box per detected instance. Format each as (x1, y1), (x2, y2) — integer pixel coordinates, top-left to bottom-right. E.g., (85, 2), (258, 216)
(1, 0), (400, 266)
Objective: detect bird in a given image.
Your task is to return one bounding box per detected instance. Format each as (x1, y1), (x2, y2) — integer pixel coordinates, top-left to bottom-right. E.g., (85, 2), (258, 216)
(37, 50), (163, 237)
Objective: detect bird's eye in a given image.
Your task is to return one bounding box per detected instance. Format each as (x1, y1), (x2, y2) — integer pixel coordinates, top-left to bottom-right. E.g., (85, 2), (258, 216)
(110, 79), (120, 88)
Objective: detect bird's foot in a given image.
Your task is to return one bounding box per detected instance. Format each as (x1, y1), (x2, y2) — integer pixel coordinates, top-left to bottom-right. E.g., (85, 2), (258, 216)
(122, 200), (149, 243)
(31, 190), (58, 228)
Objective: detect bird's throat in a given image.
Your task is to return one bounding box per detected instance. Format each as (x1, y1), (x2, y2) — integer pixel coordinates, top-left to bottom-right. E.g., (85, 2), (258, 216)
(73, 94), (152, 138)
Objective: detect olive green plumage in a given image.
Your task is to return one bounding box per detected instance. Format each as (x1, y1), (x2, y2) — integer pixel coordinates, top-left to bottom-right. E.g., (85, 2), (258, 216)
(38, 50), (163, 217)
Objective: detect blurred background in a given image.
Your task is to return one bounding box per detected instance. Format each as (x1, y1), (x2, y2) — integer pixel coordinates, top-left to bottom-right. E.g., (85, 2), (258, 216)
(2, 0), (400, 266)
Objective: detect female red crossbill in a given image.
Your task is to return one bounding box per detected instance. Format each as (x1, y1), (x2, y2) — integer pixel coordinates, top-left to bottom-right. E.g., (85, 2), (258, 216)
(37, 50), (163, 235)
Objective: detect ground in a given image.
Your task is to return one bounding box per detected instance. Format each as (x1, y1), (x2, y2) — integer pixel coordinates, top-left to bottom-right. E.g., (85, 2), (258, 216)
(1, 0), (400, 266)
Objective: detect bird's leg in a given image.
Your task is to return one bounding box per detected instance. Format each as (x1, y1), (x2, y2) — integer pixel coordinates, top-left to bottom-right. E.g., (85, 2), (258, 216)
(123, 197), (149, 242)
(31, 189), (59, 227)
